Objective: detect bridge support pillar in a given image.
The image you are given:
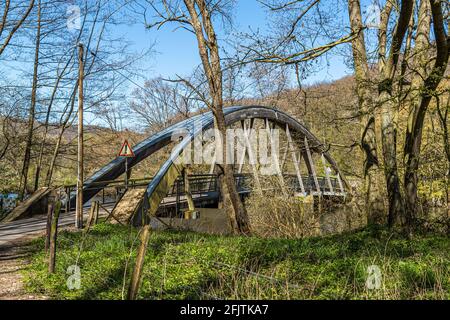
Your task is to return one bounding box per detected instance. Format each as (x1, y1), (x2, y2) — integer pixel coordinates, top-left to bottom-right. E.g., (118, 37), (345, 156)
(182, 167), (197, 218)
(286, 124), (306, 195)
(321, 154), (334, 194)
(303, 137), (321, 195)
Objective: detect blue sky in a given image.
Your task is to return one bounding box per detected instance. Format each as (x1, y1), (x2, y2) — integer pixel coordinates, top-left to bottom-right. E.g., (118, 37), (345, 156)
(0, 0), (367, 130)
(118, 0), (353, 87)
(97, 0), (363, 130)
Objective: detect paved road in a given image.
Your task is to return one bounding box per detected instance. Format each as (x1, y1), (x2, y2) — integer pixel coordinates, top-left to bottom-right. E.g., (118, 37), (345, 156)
(0, 204), (114, 248)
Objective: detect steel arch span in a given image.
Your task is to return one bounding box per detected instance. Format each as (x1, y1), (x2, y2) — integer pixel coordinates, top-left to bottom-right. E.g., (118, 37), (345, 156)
(75, 106), (349, 216)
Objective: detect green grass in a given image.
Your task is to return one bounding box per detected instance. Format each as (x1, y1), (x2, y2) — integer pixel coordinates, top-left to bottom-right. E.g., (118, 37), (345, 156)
(23, 223), (450, 300)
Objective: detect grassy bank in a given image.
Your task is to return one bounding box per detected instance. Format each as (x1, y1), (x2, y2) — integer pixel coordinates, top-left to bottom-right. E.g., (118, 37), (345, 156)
(23, 223), (449, 300)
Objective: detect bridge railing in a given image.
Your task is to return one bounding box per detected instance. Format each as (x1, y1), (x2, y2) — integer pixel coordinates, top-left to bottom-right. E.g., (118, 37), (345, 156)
(61, 173), (344, 213)
(166, 174), (219, 198)
(61, 177), (154, 213)
(286, 175), (341, 194)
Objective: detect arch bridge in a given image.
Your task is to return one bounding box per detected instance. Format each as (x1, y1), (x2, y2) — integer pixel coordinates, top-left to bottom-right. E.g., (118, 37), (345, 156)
(67, 106), (348, 223)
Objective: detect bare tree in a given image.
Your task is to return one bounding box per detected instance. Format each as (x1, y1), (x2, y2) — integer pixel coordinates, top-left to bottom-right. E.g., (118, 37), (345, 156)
(129, 78), (191, 133)
(0, 0), (35, 57)
(19, 0), (41, 199)
(375, 0), (414, 227)
(0, 0), (150, 193)
(143, 0), (251, 234)
(347, 0), (380, 221)
(403, 0), (449, 231)
(184, 0), (251, 234)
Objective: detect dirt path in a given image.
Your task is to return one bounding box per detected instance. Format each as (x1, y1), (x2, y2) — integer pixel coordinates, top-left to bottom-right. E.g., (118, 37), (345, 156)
(0, 236), (48, 300)
(0, 204), (112, 300)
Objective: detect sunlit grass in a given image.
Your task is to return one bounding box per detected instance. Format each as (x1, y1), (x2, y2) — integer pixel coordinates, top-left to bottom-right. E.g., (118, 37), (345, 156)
(23, 223), (449, 300)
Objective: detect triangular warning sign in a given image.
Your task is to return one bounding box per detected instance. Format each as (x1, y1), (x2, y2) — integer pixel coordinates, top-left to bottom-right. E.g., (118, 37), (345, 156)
(118, 140), (135, 157)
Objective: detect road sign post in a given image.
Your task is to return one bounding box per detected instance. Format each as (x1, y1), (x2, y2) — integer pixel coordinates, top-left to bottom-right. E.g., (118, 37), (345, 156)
(125, 158), (128, 189)
(118, 140), (135, 190)
(76, 43), (84, 229)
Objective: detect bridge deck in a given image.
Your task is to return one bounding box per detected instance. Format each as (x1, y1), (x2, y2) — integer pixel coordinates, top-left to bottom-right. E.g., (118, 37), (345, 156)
(2, 173), (346, 225)
(0, 204), (113, 247)
(67, 174), (346, 220)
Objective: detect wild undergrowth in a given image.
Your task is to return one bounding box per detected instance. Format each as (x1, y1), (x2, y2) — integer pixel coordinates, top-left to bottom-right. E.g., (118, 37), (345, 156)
(23, 223), (449, 300)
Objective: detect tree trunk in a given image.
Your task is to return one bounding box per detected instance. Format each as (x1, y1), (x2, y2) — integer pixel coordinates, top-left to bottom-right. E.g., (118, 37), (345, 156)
(48, 199), (61, 274)
(380, 94), (404, 227)
(376, 0), (414, 227)
(0, 0), (35, 57)
(347, 0), (381, 222)
(215, 112), (251, 234)
(34, 56), (72, 191)
(183, 0), (251, 234)
(436, 96), (450, 166)
(19, 0), (41, 200)
(45, 87), (77, 186)
(403, 0), (449, 232)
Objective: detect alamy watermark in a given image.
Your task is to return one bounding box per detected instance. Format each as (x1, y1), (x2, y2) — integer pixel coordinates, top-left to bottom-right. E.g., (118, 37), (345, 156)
(169, 118), (284, 176)
(365, 2), (381, 29)
(67, 5), (81, 31)
(365, 265), (382, 290)
(67, 265), (81, 290)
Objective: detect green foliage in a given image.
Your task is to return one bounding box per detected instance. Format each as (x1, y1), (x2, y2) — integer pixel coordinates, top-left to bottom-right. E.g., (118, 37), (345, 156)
(23, 224), (449, 300)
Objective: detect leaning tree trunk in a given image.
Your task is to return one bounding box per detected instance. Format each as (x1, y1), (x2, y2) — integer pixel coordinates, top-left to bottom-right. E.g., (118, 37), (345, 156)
(183, 0), (251, 234)
(46, 86), (77, 186)
(34, 56), (72, 191)
(20, 0), (41, 199)
(214, 111), (251, 234)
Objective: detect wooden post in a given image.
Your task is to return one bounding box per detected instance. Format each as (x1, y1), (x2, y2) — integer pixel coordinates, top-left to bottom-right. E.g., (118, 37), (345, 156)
(321, 154), (334, 194)
(67, 187), (71, 213)
(76, 43), (84, 229)
(175, 178), (180, 216)
(85, 201), (97, 232)
(124, 158), (128, 190)
(286, 125), (306, 195)
(65, 187), (69, 213)
(304, 137), (321, 195)
(127, 224), (151, 300)
(45, 203), (54, 252)
(265, 119), (287, 196)
(241, 120), (262, 194)
(94, 201), (99, 225)
(183, 168), (196, 214)
(48, 200), (61, 274)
